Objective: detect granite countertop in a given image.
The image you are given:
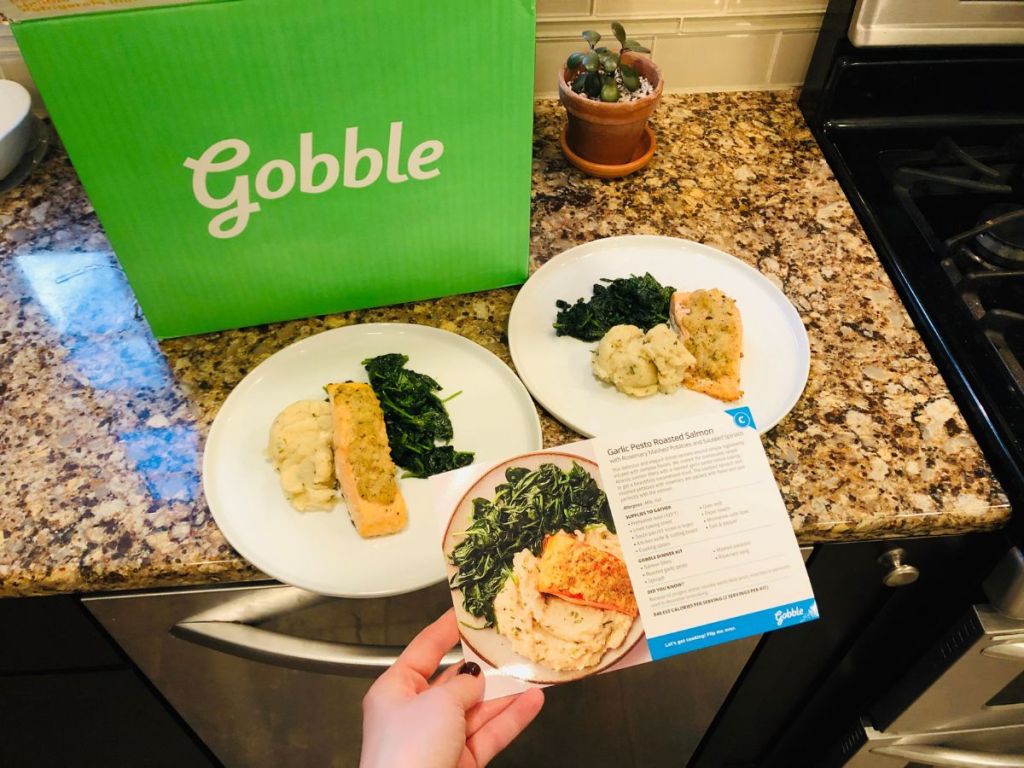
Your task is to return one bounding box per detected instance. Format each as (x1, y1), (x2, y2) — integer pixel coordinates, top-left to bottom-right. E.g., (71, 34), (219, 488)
(0, 92), (1010, 597)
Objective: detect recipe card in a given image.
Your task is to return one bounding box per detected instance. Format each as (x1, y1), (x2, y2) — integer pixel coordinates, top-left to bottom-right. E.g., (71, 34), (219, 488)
(431, 406), (816, 700)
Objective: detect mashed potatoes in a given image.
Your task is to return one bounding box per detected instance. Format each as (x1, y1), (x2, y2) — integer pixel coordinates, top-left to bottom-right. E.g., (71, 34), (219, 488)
(493, 526), (634, 672)
(267, 400), (337, 511)
(591, 323), (696, 397)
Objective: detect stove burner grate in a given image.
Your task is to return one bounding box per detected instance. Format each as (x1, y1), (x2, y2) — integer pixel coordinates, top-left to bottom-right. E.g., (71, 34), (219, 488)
(973, 204), (1024, 267)
(894, 135), (1024, 393)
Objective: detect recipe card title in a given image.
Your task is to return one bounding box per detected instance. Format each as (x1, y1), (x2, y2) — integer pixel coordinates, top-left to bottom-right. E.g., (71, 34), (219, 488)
(606, 428), (715, 456)
(183, 121), (444, 239)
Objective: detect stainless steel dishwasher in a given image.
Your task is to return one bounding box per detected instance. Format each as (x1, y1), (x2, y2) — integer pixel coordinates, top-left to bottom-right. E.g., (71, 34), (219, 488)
(84, 576), (768, 768)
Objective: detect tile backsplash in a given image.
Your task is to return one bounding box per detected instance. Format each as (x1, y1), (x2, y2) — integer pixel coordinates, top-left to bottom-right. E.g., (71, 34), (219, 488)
(0, 0), (824, 116)
(535, 0), (824, 96)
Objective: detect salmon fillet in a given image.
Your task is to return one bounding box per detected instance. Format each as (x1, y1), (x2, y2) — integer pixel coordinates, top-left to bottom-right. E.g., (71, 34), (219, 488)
(325, 382), (407, 538)
(537, 531), (638, 617)
(670, 289), (743, 402)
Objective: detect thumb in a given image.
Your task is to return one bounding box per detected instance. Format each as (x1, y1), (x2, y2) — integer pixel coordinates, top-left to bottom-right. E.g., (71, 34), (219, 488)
(437, 665), (486, 711)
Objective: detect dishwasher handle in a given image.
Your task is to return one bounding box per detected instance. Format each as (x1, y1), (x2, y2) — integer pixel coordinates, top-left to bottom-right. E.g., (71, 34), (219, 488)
(871, 744), (1024, 767)
(170, 585), (463, 676)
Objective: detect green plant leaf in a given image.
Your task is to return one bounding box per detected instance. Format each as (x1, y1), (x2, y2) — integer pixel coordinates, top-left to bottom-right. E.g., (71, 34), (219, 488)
(566, 51), (585, 70)
(624, 38), (652, 53)
(582, 50), (599, 72)
(611, 22), (627, 47)
(582, 30), (601, 48)
(600, 79), (620, 102)
(595, 46), (609, 54)
(571, 73), (587, 93)
(583, 71), (602, 97)
(620, 63), (640, 91)
(598, 51), (620, 73)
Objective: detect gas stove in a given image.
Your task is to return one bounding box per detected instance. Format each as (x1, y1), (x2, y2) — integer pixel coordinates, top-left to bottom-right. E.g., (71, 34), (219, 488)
(891, 136), (1024, 388)
(799, 31), (1024, 513)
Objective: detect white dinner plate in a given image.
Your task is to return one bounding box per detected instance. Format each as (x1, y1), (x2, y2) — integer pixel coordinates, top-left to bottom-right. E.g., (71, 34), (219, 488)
(508, 236), (810, 436)
(442, 452), (645, 684)
(203, 323), (543, 598)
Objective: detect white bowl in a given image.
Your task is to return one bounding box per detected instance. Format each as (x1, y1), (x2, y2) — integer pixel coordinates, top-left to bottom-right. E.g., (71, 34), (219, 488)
(0, 80), (31, 181)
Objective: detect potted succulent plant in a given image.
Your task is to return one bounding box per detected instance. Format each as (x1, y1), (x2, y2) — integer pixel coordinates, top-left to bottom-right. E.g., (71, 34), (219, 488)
(557, 22), (664, 177)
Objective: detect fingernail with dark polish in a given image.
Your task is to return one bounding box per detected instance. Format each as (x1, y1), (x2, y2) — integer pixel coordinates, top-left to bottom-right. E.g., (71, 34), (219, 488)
(457, 661), (481, 677)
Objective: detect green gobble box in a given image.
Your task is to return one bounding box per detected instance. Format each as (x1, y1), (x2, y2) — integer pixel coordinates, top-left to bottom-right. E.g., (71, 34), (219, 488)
(9, 0), (536, 337)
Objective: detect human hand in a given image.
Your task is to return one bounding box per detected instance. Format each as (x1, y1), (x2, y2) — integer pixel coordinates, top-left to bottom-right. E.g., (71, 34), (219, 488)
(360, 609), (544, 768)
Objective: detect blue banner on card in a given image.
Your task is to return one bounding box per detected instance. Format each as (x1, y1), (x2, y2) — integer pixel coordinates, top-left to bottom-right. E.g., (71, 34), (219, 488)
(646, 598), (819, 660)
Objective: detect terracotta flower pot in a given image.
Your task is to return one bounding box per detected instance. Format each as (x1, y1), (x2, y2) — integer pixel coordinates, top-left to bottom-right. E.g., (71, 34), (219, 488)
(557, 51), (664, 168)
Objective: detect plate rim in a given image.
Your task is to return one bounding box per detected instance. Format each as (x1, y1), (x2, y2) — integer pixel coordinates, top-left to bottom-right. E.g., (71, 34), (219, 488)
(202, 322), (544, 598)
(507, 235), (811, 437)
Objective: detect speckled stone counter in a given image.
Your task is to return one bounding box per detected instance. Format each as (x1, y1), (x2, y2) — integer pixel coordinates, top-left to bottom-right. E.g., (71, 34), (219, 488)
(0, 92), (1010, 597)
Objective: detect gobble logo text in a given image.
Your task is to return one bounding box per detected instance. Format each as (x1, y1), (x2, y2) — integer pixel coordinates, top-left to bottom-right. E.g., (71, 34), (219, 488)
(184, 122), (444, 239)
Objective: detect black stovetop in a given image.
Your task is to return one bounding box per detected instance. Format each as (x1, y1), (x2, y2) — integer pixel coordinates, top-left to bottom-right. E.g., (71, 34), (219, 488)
(887, 135), (1024, 390)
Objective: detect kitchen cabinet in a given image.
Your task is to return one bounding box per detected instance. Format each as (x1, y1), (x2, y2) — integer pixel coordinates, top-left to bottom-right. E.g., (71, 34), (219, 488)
(0, 595), (220, 766)
(0, 670), (221, 767)
(0, 595), (121, 674)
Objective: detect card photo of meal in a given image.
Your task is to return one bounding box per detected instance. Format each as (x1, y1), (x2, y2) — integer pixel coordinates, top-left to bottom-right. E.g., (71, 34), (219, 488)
(441, 450), (650, 692)
(432, 409), (819, 700)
